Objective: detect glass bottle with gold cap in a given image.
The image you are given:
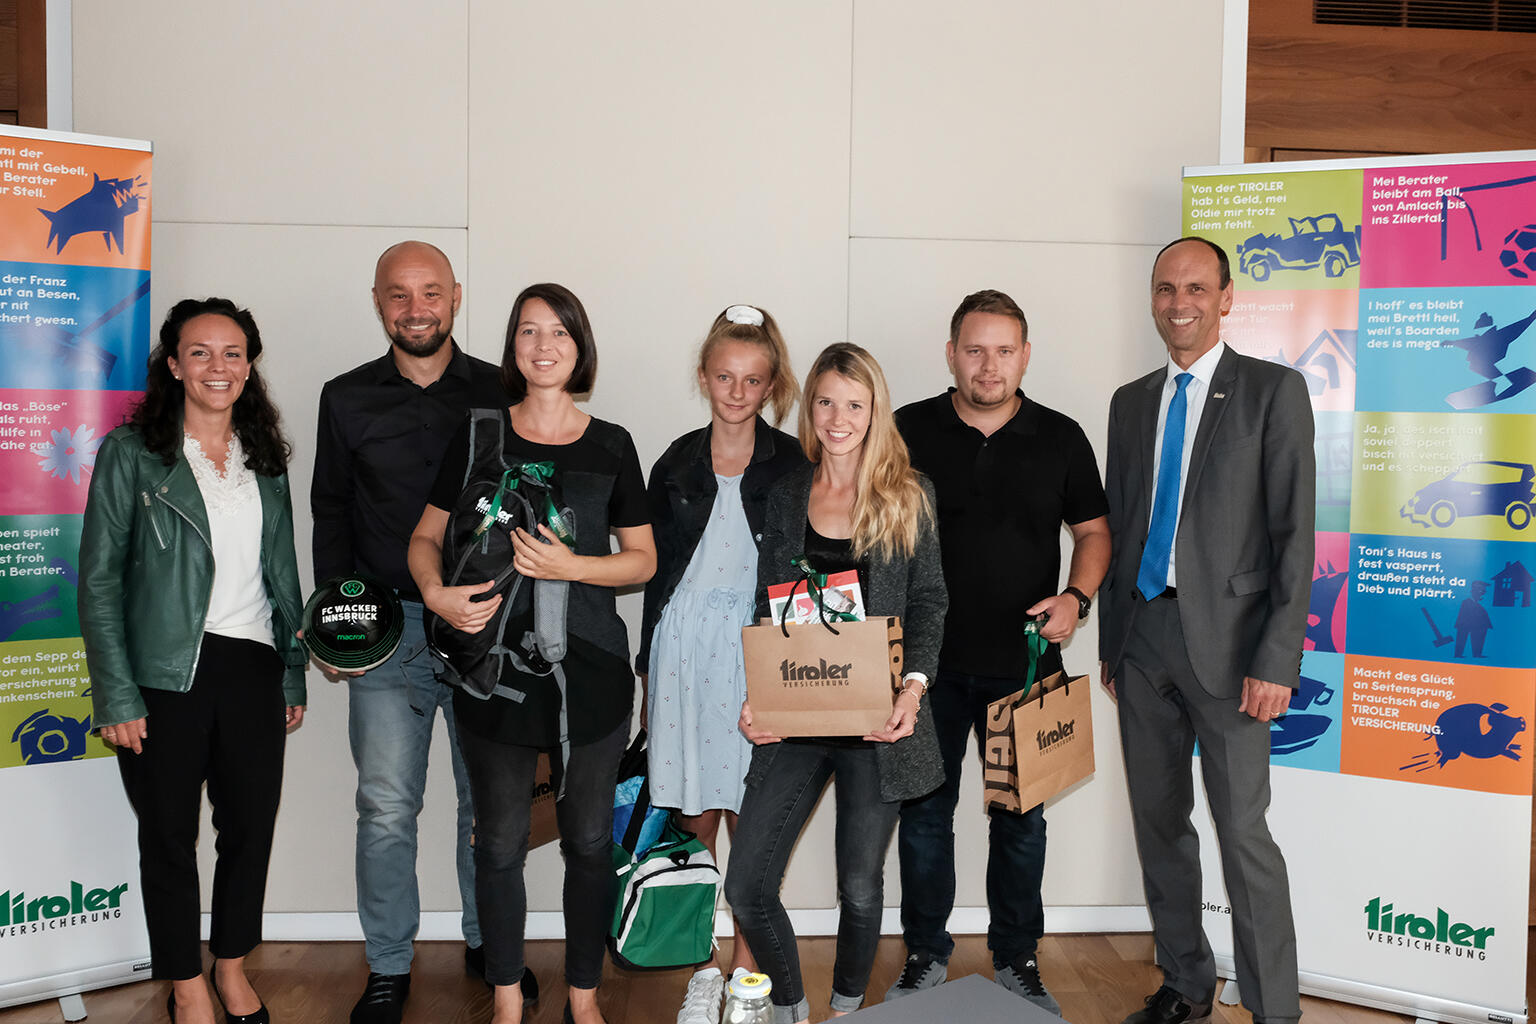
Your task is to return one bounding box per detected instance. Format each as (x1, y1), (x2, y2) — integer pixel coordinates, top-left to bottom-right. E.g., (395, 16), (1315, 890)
(722, 972), (773, 1024)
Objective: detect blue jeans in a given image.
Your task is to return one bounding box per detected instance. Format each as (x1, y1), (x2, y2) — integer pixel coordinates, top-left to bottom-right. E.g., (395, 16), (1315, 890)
(725, 741), (901, 1024)
(348, 600), (480, 974)
(896, 667), (1050, 965)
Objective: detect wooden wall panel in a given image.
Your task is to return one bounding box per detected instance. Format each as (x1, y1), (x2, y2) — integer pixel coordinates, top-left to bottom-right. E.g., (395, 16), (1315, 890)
(0, 0), (18, 117)
(0, 0), (43, 128)
(1246, 0), (1536, 159)
(15, 0), (41, 127)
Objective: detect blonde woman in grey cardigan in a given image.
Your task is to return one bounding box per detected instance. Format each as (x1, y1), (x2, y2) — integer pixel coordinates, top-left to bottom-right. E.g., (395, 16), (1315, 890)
(724, 343), (948, 1024)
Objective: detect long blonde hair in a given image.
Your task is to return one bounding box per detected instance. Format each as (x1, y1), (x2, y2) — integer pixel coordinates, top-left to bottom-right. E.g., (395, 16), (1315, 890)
(798, 343), (931, 561)
(697, 305), (798, 427)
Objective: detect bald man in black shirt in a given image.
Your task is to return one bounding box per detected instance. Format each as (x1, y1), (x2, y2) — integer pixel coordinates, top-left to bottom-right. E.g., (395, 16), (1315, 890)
(312, 242), (532, 1024)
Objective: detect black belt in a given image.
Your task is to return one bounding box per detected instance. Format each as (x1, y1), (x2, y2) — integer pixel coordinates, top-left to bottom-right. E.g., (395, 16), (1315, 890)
(1143, 586), (1177, 601)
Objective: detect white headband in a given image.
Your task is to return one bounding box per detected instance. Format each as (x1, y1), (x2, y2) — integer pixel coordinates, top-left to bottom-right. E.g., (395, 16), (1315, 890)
(724, 304), (765, 327)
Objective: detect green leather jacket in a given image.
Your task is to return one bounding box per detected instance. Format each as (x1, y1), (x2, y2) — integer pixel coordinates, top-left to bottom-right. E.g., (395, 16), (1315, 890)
(79, 426), (308, 727)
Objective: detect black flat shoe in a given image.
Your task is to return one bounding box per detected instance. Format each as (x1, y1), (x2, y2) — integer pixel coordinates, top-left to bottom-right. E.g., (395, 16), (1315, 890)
(212, 972), (271, 1024)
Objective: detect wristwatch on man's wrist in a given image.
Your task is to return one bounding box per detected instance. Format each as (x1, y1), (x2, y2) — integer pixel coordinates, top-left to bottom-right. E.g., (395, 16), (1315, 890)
(1063, 586), (1092, 620)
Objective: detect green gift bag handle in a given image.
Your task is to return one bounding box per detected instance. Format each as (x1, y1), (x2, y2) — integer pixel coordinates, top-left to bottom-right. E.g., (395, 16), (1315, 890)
(1012, 620), (1049, 708)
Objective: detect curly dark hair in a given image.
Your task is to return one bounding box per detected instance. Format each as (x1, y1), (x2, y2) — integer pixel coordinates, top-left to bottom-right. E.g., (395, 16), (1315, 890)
(128, 297), (292, 475)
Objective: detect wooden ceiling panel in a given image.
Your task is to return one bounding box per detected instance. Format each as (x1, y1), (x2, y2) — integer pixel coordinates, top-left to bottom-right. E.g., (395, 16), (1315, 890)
(1246, 0), (1536, 158)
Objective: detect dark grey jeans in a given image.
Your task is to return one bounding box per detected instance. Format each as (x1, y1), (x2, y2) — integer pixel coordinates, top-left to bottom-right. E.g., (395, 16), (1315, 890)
(724, 740), (901, 1024)
(456, 717), (629, 990)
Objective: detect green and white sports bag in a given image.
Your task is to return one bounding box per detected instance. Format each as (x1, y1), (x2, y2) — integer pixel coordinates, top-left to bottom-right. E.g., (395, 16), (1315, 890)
(608, 823), (720, 970)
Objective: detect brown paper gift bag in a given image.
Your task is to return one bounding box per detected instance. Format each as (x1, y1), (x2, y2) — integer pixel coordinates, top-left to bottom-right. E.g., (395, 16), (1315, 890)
(982, 669), (1094, 814)
(741, 615), (904, 737)
(527, 753), (559, 850)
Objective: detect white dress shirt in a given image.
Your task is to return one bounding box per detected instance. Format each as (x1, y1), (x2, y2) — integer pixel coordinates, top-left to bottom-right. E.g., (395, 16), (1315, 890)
(1150, 341), (1226, 588)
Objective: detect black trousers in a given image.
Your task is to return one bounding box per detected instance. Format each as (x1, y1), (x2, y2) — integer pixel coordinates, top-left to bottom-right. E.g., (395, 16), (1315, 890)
(116, 633), (288, 980)
(457, 718), (629, 990)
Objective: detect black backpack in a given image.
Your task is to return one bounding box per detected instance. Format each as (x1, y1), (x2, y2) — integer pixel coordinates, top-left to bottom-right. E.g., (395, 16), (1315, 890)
(427, 408), (578, 784)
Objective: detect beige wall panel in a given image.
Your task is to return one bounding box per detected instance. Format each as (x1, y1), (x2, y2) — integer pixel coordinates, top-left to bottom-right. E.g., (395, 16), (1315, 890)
(151, 222), (486, 913)
(849, 236), (1163, 906)
(71, 0), (468, 227)
(850, 1), (1222, 245)
(466, 1), (853, 491)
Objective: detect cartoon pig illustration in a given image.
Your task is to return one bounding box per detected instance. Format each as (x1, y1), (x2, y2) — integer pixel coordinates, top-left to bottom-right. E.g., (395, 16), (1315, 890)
(1429, 702), (1524, 767)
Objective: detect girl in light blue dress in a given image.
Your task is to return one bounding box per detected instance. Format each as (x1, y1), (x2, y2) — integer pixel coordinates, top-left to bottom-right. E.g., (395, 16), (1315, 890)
(638, 305), (804, 1024)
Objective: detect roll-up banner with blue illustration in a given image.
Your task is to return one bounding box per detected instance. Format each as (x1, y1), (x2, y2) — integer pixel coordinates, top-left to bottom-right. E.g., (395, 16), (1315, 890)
(0, 124), (154, 1008)
(1183, 151), (1535, 1024)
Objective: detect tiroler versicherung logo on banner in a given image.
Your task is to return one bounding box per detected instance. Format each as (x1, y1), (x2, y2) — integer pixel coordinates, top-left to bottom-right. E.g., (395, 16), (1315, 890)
(0, 877), (130, 937)
(1364, 896), (1495, 960)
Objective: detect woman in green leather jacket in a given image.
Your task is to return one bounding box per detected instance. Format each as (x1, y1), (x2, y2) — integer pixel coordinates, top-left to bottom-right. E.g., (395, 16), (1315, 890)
(79, 297), (306, 1024)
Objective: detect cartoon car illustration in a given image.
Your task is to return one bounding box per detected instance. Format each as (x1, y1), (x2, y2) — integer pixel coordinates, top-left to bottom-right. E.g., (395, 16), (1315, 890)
(1399, 460), (1535, 530)
(1235, 213), (1362, 281)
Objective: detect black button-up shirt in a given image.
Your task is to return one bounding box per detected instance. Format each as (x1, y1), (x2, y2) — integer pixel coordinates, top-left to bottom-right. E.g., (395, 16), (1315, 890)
(896, 389), (1108, 679)
(311, 343), (506, 598)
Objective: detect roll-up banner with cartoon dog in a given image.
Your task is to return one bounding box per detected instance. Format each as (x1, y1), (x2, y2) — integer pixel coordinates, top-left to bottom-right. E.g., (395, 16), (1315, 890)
(0, 124), (153, 1008)
(1182, 150), (1535, 1024)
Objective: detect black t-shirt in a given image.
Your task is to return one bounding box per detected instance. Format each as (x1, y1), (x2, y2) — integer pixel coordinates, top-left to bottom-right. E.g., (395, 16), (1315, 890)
(896, 390), (1107, 679)
(802, 524), (869, 599)
(429, 410), (649, 746)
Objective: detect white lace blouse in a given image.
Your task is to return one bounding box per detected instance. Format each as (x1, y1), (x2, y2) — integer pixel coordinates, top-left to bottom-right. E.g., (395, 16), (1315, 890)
(183, 433), (275, 648)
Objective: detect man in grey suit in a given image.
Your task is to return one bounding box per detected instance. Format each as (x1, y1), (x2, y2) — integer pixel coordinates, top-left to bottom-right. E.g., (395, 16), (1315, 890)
(1100, 236), (1314, 1024)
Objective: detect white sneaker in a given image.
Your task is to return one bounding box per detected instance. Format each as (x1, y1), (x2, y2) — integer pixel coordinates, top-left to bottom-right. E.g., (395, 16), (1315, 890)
(678, 967), (725, 1024)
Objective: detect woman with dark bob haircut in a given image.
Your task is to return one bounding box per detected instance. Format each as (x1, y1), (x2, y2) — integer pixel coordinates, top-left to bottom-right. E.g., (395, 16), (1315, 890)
(80, 297), (308, 1024)
(410, 283), (656, 1024)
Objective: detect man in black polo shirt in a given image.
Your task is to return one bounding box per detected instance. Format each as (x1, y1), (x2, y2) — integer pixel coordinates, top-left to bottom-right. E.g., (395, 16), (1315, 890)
(313, 241), (528, 1024)
(888, 289), (1110, 1013)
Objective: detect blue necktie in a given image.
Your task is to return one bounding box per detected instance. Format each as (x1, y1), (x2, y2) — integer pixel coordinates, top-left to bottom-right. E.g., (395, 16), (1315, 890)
(1138, 372), (1193, 600)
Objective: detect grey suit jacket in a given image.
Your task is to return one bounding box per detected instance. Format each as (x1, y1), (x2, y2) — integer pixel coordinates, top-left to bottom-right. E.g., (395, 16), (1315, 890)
(747, 462), (948, 802)
(1098, 346), (1316, 696)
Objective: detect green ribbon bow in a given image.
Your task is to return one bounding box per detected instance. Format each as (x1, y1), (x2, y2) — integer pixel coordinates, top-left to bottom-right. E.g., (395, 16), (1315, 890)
(475, 461), (574, 550)
(789, 556), (860, 623)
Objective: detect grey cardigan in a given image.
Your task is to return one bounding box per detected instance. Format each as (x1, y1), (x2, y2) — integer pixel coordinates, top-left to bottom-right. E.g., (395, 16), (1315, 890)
(747, 463), (948, 802)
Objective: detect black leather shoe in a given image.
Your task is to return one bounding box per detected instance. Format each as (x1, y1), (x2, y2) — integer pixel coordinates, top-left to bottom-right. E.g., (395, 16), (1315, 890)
(464, 945), (539, 1005)
(1121, 986), (1212, 1024)
(351, 972), (411, 1024)
(212, 971), (271, 1024)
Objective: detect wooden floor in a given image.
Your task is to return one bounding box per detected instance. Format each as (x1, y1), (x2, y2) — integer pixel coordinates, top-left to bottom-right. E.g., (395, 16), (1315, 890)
(1, 931), (1529, 1023)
